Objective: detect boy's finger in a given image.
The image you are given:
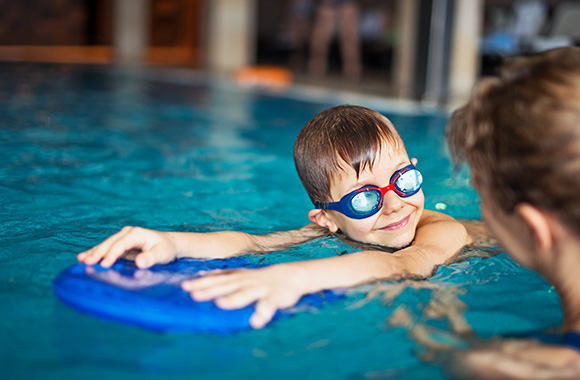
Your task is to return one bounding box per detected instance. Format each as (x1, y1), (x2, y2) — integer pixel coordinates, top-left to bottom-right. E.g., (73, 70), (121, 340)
(79, 228), (132, 265)
(250, 300), (277, 329)
(214, 286), (266, 310)
(187, 281), (245, 301)
(79, 243), (116, 265)
(134, 245), (173, 268)
(134, 250), (156, 268)
(99, 230), (147, 267)
(181, 270), (238, 290)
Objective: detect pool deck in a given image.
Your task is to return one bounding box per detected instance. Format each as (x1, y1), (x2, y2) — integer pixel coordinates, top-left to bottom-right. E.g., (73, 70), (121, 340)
(135, 65), (450, 117)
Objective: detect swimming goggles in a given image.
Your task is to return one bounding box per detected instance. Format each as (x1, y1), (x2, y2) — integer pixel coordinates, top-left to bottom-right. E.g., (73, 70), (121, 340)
(315, 164), (423, 219)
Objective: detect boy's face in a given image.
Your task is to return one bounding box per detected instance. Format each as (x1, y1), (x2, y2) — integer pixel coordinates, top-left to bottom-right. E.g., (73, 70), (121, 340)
(318, 145), (425, 249)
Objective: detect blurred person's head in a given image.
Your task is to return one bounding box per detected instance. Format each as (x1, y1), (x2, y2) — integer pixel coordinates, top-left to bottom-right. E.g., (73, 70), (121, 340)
(446, 47), (580, 272)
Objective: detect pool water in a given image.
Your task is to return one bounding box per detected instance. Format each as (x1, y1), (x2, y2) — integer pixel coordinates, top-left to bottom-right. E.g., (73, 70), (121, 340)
(0, 63), (562, 379)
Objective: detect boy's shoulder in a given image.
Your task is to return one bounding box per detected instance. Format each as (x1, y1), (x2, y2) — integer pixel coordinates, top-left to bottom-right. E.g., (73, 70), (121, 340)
(420, 210), (499, 247)
(420, 209), (460, 224)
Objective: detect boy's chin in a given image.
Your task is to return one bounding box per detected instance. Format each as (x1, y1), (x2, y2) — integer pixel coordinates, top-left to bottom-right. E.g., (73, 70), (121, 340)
(379, 229), (418, 250)
(343, 236), (413, 252)
(375, 226), (417, 249)
(335, 230), (414, 252)
(382, 241), (413, 250)
(380, 234), (414, 250)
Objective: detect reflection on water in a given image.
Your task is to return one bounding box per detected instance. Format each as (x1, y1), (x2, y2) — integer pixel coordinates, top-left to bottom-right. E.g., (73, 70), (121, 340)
(85, 263), (189, 290)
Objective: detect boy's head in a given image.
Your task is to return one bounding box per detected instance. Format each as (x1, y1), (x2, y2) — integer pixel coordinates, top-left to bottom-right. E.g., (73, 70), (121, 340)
(294, 105), (424, 248)
(446, 47), (580, 236)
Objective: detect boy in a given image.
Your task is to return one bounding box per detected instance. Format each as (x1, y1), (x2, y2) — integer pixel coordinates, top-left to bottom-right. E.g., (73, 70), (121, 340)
(78, 105), (472, 328)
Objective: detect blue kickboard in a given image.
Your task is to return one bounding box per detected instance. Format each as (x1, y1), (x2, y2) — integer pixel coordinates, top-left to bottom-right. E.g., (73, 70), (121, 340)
(53, 257), (341, 334)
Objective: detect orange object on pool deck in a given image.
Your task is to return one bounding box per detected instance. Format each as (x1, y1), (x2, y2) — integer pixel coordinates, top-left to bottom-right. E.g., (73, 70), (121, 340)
(234, 66), (293, 90)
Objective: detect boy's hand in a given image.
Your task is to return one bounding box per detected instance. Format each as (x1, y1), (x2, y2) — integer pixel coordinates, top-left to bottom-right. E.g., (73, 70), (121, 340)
(77, 226), (178, 268)
(181, 264), (309, 329)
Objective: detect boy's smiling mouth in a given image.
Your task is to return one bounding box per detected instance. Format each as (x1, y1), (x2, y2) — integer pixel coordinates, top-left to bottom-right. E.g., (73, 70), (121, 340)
(379, 214), (411, 231)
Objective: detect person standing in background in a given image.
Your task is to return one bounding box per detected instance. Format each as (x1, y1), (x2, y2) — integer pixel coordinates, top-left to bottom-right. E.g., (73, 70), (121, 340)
(308, 0), (362, 80)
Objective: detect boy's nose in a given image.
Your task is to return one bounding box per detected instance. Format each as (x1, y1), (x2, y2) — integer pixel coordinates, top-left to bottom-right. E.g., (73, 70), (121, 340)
(380, 191), (404, 215)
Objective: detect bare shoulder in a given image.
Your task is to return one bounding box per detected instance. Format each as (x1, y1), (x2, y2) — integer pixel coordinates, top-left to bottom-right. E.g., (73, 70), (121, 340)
(418, 210), (470, 240)
(415, 210), (471, 256)
(420, 209), (457, 223)
(420, 210), (498, 247)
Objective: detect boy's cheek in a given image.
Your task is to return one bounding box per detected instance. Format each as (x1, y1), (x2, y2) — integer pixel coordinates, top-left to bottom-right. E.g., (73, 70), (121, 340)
(411, 190), (425, 209)
(335, 219), (375, 240)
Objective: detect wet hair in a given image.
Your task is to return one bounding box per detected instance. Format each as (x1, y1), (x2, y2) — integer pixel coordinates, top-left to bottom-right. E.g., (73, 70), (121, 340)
(294, 105), (403, 204)
(446, 47), (580, 234)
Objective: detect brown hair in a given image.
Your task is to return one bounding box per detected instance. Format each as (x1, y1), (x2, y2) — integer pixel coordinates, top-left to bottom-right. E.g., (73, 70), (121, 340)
(446, 47), (580, 233)
(294, 105), (403, 204)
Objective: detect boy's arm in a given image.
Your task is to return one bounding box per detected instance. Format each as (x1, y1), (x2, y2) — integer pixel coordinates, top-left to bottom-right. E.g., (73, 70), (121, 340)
(77, 223), (329, 268)
(296, 210), (470, 290)
(183, 249), (448, 329)
(183, 211), (471, 328)
(268, 212), (470, 293)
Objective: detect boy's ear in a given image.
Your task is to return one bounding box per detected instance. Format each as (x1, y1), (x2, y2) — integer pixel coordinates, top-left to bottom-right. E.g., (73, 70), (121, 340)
(515, 203), (553, 253)
(308, 209), (339, 233)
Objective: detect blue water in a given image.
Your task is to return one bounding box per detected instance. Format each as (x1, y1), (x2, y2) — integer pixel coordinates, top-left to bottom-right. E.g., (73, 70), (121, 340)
(0, 63), (562, 379)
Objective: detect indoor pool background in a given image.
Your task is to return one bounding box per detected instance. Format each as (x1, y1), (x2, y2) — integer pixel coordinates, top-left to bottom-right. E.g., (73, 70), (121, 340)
(1, 63), (562, 380)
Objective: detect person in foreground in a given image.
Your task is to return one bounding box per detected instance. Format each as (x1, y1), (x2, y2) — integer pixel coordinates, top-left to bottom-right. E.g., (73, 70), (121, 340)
(445, 47), (580, 378)
(78, 105), (472, 328)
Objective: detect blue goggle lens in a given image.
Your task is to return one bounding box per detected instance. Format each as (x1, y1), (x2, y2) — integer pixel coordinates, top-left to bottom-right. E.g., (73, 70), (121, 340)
(350, 190), (381, 213)
(395, 168), (422, 194)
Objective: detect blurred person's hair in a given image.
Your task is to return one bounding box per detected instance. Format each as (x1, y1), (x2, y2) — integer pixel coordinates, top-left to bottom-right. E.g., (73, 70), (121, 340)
(447, 47), (580, 233)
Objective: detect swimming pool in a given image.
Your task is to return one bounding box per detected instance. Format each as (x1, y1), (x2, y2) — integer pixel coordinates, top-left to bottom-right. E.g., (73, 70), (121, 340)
(0, 63), (562, 379)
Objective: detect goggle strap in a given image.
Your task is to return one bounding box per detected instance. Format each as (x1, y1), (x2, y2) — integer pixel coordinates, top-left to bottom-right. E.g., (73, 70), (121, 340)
(315, 201), (339, 211)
